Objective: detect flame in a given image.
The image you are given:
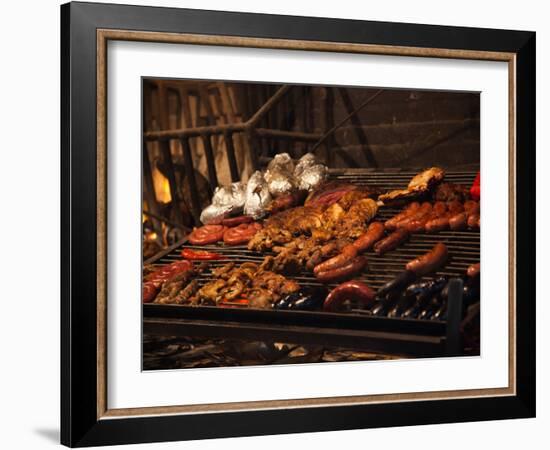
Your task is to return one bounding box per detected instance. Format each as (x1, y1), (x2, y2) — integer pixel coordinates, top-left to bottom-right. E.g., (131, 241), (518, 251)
(152, 166), (172, 203)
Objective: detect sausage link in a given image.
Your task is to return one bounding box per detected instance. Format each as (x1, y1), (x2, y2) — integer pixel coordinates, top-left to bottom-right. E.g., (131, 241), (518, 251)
(323, 280), (376, 312)
(395, 202), (432, 229)
(405, 242), (448, 276)
(221, 216), (253, 227)
(425, 216), (450, 233)
(315, 256), (368, 284)
(353, 222), (385, 252)
(467, 213), (480, 229)
(373, 229), (409, 255)
(313, 244), (358, 275)
(384, 202), (420, 230)
(449, 212), (468, 230)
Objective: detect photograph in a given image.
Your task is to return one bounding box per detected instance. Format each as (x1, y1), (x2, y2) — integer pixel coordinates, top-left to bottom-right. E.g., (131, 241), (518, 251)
(141, 79), (481, 370)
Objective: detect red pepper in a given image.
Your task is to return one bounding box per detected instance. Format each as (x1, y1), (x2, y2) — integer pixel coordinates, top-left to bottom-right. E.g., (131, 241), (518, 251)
(181, 248), (225, 260)
(470, 172), (480, 201)
(218, 298), (249, 308)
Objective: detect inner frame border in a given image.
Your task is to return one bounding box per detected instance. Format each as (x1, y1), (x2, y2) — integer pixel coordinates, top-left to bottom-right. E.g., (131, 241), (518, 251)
(96, 29), (516, 420)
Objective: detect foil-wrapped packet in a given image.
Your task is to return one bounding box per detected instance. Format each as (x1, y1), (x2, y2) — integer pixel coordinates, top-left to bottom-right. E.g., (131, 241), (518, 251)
(244, 171), (272, 219)
(266, 152), (295, 173)
(294, 153), (327, 191)
(199, 182), (246, 224)
(298, 164), (327, 191)
(265, 152), (298, 197)
(294, 153), (317, 175)
(264, 168), (297, 197)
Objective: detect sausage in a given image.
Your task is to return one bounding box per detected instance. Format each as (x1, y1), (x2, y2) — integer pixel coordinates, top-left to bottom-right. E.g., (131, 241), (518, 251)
(432, 201), (448, 215)
(395, 202), (432, 229)
(385, 202), (420, 230)
(223, 222), (262, 245)
(315, 256), (368, 284)
(405, 242), (448, 276)
(353, 222), (386, 252)
(142, 282), (160, 303)
(144, 260), (193, 283)
(373, 229), (409, 255)
(449, 212), (468, 230)
(467, 262), (480, 278)
(464, 201), (480, 214)
(446, 200), (464, 214)
(424, 216), (450, 233)
(376, 270), (417, 298)
(467, 213), (480, 229)
(323, 280), (376, 312)
(142, 260), (194, 303)
(221, 215), (254, 227)
(188, 224), (226, 245)
(313, 244), (358, 275)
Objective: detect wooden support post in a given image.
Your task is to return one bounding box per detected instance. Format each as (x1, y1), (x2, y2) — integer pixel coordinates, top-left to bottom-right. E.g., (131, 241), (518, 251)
(142, 80), (162, 235)
(142, 139), (162, 235)
(180, 137), (202, 225)
(159, 140), (185, 225)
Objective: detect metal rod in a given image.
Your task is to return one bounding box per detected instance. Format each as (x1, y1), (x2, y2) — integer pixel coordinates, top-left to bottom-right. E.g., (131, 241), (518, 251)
(247, 84), (291, 128)
(254, 128), (322, 141)
(310, 89), (385, 154)
(338, 87), (378, 168)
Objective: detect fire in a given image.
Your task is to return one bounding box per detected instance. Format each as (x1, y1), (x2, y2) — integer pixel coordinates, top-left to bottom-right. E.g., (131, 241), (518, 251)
(152, 166), (172, 203)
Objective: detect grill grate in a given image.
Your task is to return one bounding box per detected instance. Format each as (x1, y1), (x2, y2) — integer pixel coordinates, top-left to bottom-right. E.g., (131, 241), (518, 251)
(145, 169), (479, 326)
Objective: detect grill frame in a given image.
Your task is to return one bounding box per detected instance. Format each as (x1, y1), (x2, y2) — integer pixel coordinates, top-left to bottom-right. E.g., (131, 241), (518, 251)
(143, 169), (479, 357)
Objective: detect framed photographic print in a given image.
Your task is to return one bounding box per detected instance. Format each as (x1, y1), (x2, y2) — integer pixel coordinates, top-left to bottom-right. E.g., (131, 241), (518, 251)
(61, 1), (536, 447)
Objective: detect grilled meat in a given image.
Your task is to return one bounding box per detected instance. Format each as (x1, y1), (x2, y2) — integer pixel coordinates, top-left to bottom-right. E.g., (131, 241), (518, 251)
(153, 263), (207, 305)
(378, 167), (445, 203)
(194, 262), (300, 308)
(433, 182), (470, 202)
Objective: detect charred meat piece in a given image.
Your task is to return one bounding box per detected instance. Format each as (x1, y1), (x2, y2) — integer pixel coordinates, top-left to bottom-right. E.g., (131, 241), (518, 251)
(196, 279), (227, 305)
(305, 181), (358, 207)
(378, 167), (445, 203)
(266, 190), (307, 214)
(153, 263), (207, 305)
